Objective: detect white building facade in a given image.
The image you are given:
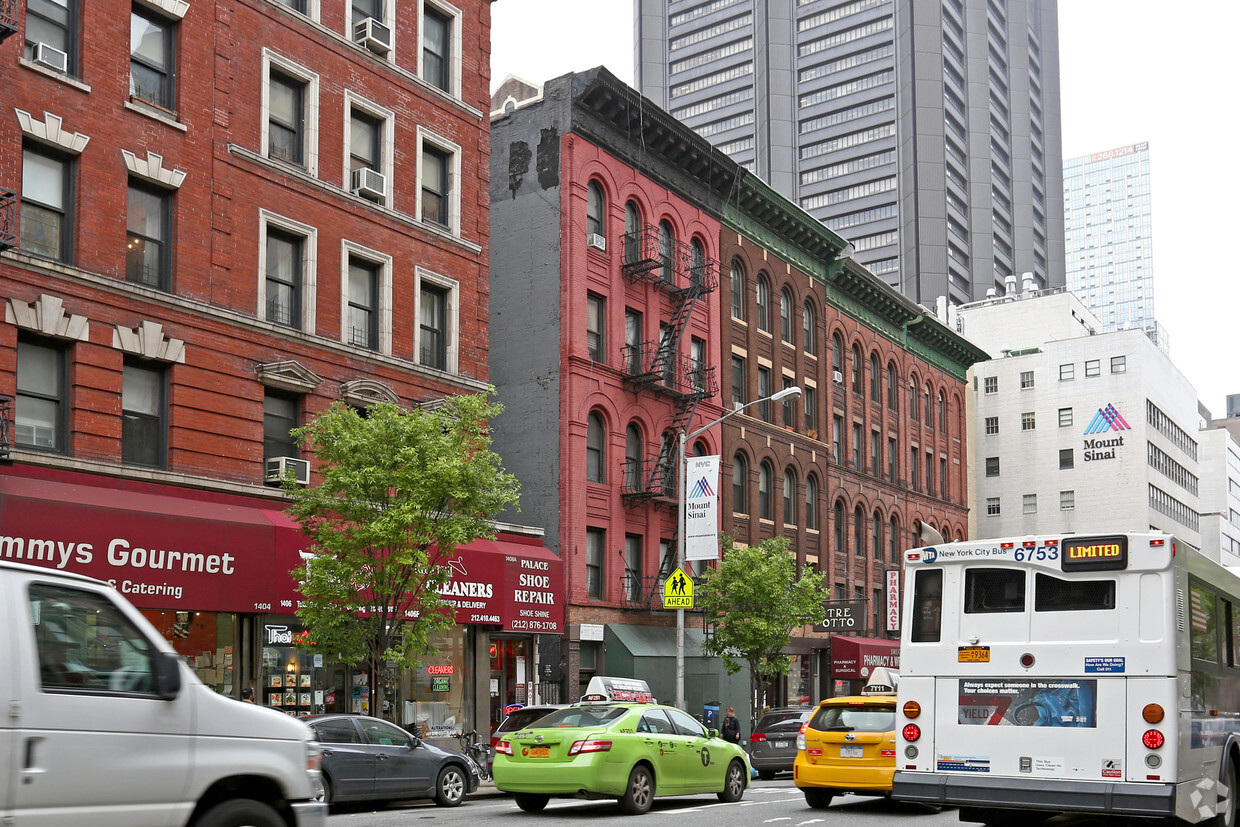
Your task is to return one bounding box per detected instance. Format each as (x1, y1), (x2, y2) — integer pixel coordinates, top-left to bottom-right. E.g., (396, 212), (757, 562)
(952, 291), (1203, 551)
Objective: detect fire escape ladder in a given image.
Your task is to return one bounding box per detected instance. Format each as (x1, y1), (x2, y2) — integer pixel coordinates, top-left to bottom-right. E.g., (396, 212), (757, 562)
(0, 188), (16, 251)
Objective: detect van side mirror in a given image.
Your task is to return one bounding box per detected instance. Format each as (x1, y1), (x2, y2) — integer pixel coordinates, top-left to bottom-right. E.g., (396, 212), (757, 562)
(154, 651), (182, 699)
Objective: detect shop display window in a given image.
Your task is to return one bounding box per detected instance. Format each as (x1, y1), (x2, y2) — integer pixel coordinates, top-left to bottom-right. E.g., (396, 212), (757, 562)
(142, 610), (236, 695)
(404, 627), (467, 738)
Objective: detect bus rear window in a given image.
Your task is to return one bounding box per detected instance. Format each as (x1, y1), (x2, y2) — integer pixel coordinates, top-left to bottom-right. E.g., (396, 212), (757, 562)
(911, 569), (943, 642)
(1034, 573), (1115, 612)
(964, 568), (1025, 613)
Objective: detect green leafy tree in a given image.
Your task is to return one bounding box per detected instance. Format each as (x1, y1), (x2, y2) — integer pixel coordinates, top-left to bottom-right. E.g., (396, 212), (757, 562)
(284, 394), (520, 717)
(696, 535), (828, 731)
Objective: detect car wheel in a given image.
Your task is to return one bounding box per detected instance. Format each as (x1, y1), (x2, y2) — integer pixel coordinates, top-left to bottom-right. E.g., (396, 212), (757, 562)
(757, 770), (776, 781)
(618, 765), (655, 815)
(434, 764), (467, 807)
(320, 774), (334, 807)
(803, 788), (833, 809)
(514, 793), (550, 812)
(717, 760), (746, 803)
(194, 799), (285, 827)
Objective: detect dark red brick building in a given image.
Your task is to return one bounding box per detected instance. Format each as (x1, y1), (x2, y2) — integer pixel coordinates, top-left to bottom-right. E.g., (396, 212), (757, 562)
(0, 0), (557, 738)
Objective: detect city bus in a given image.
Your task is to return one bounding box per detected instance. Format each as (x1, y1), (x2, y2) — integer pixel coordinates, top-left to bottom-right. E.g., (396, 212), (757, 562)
(892, 531), (1240, 826)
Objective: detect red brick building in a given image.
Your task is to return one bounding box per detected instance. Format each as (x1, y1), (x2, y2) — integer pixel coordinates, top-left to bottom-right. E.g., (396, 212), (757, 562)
(489, 70), (986, 710)
(0, 0), (557, 738)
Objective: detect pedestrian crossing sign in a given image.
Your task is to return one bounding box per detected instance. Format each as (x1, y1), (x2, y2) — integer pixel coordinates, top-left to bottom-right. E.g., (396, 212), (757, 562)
(662, 567), (694, 609)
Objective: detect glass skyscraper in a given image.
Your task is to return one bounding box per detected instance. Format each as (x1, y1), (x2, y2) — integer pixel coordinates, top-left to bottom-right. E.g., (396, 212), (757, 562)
(1063, 142), (1161, 347)
(635, 0), (1065, 306)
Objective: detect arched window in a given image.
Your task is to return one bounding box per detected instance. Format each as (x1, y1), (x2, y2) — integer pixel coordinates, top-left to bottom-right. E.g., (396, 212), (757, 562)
(851, 345), (862, 393)
(780, 288), (793, 343)
(759, 462), (773, 520)
(805, 474), (819, 530)
(586, 180), (605, 239)
(624, 201), (641, 264)
(890, 515), (901, 561)
(802, 301), (816, 355)
(624, 423), (642, 491)
(832, 333), (844, 377)
(732, 453), (748, 514)
(887, 363), (898, 410)
(924, 384), (933, 426)
(938, 389), (947, 431)
(658, 220), (675, 284)
(833, 499), (846, 555)
(869, 353), (880, 401)
(783, 468), (796, 524)
(854, 504), (866, 556)
(689, 238), (705, 291)
(586, 413), (605, 483)
(755, 275), (771, 332)
(908, 374), (918, 418)
(730, 259), (746, 319)
(872, 510), (883, 559)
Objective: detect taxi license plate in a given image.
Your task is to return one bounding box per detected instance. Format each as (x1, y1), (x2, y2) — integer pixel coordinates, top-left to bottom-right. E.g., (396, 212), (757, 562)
(774, 741), (788, 749)
(958, 645), (991, 662)
(841, 746), (863, 758)
(529, 747), (551, 758)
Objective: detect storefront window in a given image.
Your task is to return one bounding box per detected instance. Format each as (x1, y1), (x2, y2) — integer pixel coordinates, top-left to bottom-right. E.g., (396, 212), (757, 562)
(142, 610), (236, 695)
(406, 626), (468, 738)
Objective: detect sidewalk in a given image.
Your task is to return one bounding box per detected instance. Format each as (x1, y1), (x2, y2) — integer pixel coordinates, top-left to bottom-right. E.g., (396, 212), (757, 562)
(466, 777), (507, 800)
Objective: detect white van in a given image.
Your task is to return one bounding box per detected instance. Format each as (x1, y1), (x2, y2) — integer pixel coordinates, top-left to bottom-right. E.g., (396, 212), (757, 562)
(0, 560), (326, 826)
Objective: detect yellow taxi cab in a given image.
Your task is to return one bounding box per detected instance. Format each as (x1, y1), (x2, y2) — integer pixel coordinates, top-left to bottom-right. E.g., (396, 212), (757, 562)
(794, 667), (898, 809)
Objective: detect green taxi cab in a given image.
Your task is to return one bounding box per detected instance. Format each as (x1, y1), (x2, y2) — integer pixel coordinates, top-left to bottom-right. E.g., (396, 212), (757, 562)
(794, 667), (898, 809)
(493, 700), (750, 815)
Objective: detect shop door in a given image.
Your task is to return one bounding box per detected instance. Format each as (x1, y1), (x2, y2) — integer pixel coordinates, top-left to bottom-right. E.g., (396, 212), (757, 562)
(489, 638), (530, 734)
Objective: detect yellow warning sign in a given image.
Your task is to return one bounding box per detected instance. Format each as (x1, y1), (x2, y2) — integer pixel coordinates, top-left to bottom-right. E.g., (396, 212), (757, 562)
(662, 567), (694, 609)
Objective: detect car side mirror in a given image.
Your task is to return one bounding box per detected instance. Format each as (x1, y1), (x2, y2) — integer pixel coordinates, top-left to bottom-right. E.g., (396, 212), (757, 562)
(154, 651), (182, 700)
(708, 728), (720, 739)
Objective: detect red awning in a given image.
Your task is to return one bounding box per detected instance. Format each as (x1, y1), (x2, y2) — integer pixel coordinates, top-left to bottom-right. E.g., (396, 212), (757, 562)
(445, 535), (564, 633)
(831, 635), (900, 679)
(0, 466), (306, 612)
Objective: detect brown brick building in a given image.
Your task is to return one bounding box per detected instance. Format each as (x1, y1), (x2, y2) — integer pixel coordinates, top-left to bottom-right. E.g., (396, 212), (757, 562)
(0, 0), (557, 738)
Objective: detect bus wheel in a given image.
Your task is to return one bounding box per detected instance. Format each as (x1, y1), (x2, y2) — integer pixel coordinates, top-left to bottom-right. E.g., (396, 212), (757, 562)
(1214, 759), (1238, 827)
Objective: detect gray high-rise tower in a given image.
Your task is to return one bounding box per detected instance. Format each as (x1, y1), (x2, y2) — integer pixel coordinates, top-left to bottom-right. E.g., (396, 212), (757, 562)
(635, 0), (1066, 306)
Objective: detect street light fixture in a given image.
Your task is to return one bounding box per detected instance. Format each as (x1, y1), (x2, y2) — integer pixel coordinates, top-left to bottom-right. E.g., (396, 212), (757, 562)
(675, 385), (803, 711)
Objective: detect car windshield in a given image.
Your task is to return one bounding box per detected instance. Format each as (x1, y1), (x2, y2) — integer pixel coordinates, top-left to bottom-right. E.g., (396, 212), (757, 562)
(499, 708), (557, 731)
(530, 706), (628, 728)
(809, 704), (895, 733)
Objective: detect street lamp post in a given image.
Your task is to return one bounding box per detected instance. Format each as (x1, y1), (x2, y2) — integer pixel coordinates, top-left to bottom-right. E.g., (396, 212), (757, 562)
(675, 385), (803, 712)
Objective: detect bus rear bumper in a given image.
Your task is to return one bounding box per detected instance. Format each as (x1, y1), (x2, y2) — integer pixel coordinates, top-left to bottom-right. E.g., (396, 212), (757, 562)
(892, 771), (1176, 817)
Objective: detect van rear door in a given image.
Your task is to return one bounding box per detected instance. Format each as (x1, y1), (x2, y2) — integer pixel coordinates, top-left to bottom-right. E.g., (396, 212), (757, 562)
(0, 570), (16, 819)
(13, 572), (194, 826)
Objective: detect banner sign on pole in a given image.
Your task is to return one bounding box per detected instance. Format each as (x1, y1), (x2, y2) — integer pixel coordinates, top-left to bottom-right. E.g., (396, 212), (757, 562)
(886, 570), (901, 632)
(684, 455), (721, 561)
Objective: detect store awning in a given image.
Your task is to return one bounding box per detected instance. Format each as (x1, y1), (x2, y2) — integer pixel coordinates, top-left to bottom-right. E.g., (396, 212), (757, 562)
(606, 623), (706, 657)
(445, 535), (564, 633)
(831, 635), (900, 679)
(0, 465), (306, 612)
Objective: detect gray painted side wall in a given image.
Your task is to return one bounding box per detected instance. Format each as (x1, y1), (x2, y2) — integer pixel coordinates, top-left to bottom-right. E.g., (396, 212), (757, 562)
(489, 91), (572, 556)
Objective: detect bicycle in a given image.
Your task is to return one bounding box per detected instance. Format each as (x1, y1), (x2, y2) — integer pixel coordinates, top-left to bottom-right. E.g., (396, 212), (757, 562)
(458, 730), (491, 781)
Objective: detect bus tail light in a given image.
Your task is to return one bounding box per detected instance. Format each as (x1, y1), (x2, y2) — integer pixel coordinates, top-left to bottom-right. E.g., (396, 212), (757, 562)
(903, 701), (921, 719)
(1142, 704), (1165, 724)
(1142, 729), (1165, 750)
(903, 724), (921, 742)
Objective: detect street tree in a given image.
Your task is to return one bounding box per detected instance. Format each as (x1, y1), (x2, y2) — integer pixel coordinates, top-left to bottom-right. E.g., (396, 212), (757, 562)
(695, 535), (828, 731)
(284, 393), (521, 717)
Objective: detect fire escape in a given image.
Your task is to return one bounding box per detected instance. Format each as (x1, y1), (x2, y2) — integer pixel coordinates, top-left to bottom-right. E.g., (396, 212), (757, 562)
(616, 225), (718, 607)
(0, 1), (15, 45)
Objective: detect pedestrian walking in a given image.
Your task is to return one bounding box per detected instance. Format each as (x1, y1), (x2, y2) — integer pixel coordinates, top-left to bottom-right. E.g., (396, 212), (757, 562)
(721, 706), (741, 743)
(241, 687), (256, 704)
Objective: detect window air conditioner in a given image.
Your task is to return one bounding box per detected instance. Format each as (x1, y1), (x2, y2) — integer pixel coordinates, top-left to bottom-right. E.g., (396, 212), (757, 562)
(832, 370), (844, 384)
(34, 43), (69, 74)
(266, 456), (311, 485)
(587, 233), (607, 251)
(354, 17), (392, 54)
(351, 167), (386, 201)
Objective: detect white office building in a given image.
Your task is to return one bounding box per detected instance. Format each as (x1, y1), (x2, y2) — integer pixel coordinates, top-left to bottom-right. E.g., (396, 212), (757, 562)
(949, 288), (1203, 551)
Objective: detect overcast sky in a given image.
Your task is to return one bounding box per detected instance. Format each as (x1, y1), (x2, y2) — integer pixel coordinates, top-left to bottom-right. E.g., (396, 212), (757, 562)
(490, 1), (1237, 417)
